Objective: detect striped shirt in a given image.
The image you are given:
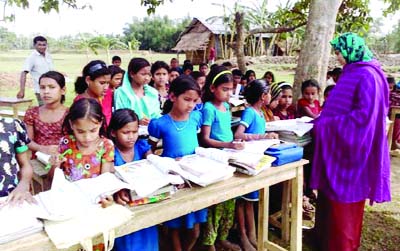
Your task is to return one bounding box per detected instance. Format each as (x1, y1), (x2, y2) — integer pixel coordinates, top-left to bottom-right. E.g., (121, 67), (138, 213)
(310, 59), (391, 204)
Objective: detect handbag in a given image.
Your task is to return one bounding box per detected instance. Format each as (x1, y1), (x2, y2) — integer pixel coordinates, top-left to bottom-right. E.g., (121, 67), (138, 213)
(44, 204), (132, 251)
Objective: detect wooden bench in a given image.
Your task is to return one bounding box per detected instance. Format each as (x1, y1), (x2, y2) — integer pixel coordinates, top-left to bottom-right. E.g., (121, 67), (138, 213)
(0, 97), (32, 119)
(0, 109), (26, 120)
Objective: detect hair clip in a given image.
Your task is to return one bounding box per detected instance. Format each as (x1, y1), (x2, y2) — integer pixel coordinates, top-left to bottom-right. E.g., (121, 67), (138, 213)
(89, 63), (106, 74)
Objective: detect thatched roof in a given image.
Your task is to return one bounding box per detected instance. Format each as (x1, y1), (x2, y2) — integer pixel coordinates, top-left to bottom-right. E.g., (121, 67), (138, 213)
(172, 17), (228, 51)
(172, 31), (211, 51)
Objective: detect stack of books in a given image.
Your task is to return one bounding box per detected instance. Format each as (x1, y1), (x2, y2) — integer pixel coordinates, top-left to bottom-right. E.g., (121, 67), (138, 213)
(265, 117), (313, 146)
(278, 131), (312, 147)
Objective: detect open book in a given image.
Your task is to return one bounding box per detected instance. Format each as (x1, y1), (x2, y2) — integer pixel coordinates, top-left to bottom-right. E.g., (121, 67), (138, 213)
(114, 159), (183, 198)
(33, 168), (131, 221)
(0, 197), (43, 244)
(146, 154), (235, 187)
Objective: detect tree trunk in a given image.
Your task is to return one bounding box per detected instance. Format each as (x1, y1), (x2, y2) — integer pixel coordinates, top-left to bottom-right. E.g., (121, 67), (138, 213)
(235, 11), (246, 73)
(293, 0), (342, 102)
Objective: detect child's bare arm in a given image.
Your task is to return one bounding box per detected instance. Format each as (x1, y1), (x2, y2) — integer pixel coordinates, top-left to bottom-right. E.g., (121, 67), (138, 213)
(302, 106), (318, 119)
(101, 161), (115, 174)
(7, 151), (35, 205)
(235, 124), (267, 141)
(200, 125), (244, 149)
(148, 138), (159, 153)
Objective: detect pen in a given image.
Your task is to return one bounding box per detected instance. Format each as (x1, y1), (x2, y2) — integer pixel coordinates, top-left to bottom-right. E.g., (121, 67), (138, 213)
(45, 148), (73, 170)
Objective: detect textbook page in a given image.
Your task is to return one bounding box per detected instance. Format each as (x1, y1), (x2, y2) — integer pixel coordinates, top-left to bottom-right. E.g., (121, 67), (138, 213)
(115, 159), (172, 198)
(34, 169), (130, 221)
(0, 197), (43, 243)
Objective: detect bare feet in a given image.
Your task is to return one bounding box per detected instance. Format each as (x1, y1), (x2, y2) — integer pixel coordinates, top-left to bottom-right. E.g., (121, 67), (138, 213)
(216, 240), (242, 251)
(248, 232), (257, 248)
(239, 235), (256, 251)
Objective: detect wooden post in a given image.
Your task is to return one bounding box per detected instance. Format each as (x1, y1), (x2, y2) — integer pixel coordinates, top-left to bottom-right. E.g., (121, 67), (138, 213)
(290, 164), (303, 251)
(258, 187), (269, 251)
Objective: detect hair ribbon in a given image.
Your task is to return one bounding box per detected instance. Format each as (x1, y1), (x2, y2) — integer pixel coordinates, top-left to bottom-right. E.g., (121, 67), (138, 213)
(212, 70), (232, 85)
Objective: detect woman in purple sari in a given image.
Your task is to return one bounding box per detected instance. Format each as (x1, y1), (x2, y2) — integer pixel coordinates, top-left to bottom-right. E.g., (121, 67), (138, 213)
(310, 32), (390, 251)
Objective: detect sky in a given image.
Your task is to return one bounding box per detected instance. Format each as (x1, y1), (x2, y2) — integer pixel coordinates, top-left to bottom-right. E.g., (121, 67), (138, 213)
(1, 0), (399, 38)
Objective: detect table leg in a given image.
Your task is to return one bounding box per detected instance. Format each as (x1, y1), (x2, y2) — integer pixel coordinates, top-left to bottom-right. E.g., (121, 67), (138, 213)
(258, 187), (269, 251)
(12, 104), (18, 119)
(281, 181), (291, 242)
(290, 165), (303, 251)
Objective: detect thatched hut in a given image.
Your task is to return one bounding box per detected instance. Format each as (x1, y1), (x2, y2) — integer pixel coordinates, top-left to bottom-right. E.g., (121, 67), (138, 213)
(172, 18), (228, 65)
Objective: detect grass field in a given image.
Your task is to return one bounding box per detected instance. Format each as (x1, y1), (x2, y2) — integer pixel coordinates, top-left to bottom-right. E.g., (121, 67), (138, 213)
(0, 49), (398, 251)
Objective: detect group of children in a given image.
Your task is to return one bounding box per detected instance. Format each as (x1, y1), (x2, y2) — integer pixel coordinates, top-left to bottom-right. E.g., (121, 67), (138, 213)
(0, 55), (338, 251)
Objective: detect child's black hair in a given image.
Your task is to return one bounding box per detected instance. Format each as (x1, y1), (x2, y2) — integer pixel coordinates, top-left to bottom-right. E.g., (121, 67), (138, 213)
(202, 65), (233, 103)
(162, 75), (201, 114)
(222, 61), (233, 68)
(151, 61), (170, 76)
(324, 85), (335, 97)
(232, 69), (243, 77)
(331, 67), (342, 76)
(182, 62), (194, 72)
(199, 63), (208, 69)
(183, 59), (191, 65)
(387, 76), (396, 84)
(112, 55), (122, 63)
(263, 71), (275, 83)
(190, 71), (205, 80)
(301, 79), (320, 93)
(74, 60), (110, 94)
(62, 98), (107, 137)
(169, 67), (181, 74)
(108, 65), (124, 79)
(244, 79), (270, 105)
(39, 71), (66, 103)
(244, 70), (256, 81)
(33, 36), (47, 44)
(210, 64), (218, 71)
(107, 108), (139, 142)
(127, 57), (151, 84)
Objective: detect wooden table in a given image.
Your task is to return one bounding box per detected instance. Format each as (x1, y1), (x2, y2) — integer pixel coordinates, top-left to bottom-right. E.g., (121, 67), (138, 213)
(388, 106), (400, 150)
(1, 159), (307, 251)
(0, 97), (32, 119)
(31, 159), (51, 194)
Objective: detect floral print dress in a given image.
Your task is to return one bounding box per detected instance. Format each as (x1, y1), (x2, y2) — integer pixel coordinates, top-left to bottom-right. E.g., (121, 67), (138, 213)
(0, 117), (30, 197)
(59, 135), (114, 181)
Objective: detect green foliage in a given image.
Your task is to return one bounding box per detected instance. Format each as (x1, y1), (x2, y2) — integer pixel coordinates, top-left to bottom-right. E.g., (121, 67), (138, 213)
(123, 15), (190, 52)
(0, 27), (17, 50)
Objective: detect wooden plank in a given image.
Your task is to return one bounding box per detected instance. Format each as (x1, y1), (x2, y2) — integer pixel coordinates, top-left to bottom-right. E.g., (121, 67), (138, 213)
(257, 186), (269, 251)
(266, 241), (288, 251)
(388, 106), (400, 150)
(0, 97), (33, 105)
(0, 159), (308, 251)
(290, 165), (303, 251)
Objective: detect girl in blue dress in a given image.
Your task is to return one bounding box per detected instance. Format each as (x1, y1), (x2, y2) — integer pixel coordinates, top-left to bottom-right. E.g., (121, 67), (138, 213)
(234, 79), (279, 250)
(108, 109), (156, 251)
(148, 75), (206, 251)
(199, 66), (243, 251)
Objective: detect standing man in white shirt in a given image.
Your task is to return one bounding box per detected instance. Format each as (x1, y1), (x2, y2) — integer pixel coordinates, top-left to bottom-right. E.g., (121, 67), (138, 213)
(17, 36), (53, 105)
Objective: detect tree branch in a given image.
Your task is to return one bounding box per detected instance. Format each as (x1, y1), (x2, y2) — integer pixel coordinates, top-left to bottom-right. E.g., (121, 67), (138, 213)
(248, 21), (307, 35)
